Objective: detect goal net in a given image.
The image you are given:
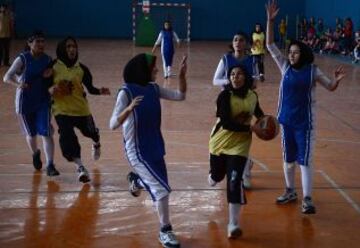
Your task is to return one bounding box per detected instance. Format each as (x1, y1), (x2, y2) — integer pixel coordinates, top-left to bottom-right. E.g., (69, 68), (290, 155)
(132, 1), (191, 46)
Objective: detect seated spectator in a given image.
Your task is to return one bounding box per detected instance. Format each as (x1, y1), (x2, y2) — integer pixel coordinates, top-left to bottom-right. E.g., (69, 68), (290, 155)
(322, 36), (339, 54)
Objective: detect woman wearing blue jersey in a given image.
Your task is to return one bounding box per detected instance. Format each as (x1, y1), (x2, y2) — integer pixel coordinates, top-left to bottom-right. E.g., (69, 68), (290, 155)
(109, 53), (187, 248)
(152, 20), (180, 79)
(213, 31), (257, 189)
(266, 0), (345, 214)
(3, 31), (59, 176)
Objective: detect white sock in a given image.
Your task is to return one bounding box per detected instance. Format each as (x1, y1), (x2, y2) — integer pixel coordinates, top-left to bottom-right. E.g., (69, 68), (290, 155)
(73, 158), (84, 169)
(163, 62), (167, 77)
(243, 158), (252, 178)
(156, 195), (170, 228)
(26, 135), (38, 154)
(300, 164), (313, 197)
(228, 203), (241, 226)
(167, 66), (171, 76)
(283, 162), (296, 189)
(41, 136), (54, 165)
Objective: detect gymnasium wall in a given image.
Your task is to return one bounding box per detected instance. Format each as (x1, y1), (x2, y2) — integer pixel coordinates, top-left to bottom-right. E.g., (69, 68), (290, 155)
(304, 0), (360, 31)
(13, 0), (305, 40)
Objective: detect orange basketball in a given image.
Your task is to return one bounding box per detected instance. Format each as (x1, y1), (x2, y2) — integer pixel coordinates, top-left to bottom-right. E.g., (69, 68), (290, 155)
(253, 115), (280, 141)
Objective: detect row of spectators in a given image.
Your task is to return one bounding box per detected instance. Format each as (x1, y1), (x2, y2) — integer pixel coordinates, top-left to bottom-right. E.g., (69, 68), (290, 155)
(298, 17), (360, 64)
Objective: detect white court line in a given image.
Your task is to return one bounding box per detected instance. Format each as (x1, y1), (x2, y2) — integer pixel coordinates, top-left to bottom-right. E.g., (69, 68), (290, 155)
(318, 170), (360, 214)
(250, 157), (270, 171)
(318, 138), (360, 145)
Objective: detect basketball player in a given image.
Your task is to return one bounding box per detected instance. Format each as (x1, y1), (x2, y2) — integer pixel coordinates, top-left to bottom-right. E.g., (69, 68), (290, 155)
(266, 0), (346, 214)
(3, 31), (59, 177)
(209, 64), (264, 238)
(251, 23), (266, 82)
(49, 36), (110, 183)
(213, 31), (258, 189)
(109, 53), (187, 248)
(152, 20), (180, 79)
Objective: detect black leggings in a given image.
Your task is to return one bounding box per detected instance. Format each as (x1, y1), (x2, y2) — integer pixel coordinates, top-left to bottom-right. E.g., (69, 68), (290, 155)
(55, 115), (99, 161)
(210, 154), (247, 204)
(252, 54), (264, 75)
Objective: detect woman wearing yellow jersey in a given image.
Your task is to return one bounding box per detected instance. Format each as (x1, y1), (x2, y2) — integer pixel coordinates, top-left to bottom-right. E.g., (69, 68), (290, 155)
(49, 37), (110, 183)
(208, 64), (264, 239)
(251, 23), (266, 82)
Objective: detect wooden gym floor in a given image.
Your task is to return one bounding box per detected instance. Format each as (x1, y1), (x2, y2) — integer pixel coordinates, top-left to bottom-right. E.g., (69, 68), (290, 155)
(0, 40), (359, 248)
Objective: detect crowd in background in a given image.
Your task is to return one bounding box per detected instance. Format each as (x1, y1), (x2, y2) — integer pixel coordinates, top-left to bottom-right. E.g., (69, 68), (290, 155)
(298, 16), (360, 63)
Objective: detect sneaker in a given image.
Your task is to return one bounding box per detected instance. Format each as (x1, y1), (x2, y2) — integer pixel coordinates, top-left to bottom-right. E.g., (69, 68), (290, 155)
(302, 196), (316, 214)
(46, 163), (60, 177)
(243, 176), (251, 189)
(159, 225), (180, 248)
(227, 223), (242, 239)
(259, 74), (265, 82)
(276, 188), (298, 204)
(127, 171), (143, 197)
(77, 166), (90, 183)
(92, 143), (101, 161)
(208, 174), (217, 187)
(32, 150), (42, 171)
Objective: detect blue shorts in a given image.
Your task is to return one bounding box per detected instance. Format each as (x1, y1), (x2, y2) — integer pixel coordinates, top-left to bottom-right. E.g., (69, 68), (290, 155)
(18, 103), (52, 137)
(281, 124), (315, 166)
(127, 154), (171, 202)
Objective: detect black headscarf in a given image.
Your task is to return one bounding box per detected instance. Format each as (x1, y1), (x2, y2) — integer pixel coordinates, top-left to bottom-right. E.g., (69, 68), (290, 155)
(123, 53), (156, 86)
(56, 36), (78, 68)
(288, 40), (314, 69)
(225, 64), (253, 98)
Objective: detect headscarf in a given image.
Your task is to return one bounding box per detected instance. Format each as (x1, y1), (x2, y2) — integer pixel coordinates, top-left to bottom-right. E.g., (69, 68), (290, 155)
(225, 64), (253, 98)
(123, 53), (156, 86)
(56, 36), (78, 68)
(288, 40), (314, 69)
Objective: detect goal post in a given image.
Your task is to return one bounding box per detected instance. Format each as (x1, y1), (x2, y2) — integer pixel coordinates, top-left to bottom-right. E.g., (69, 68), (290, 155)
(132, 1), (191, 46)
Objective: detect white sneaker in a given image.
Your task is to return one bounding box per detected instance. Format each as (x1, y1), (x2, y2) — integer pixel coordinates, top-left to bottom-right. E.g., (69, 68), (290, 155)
(77, 166), (90, 183)
(227, 223), (242, 239)
(159, 225), (180, 248)
(92, 143), (101, 161)
(276, 188), (297, 204)
(302, 196), (316, 214)
(127, 172), (143, 197)
(208, 174), (217, 187)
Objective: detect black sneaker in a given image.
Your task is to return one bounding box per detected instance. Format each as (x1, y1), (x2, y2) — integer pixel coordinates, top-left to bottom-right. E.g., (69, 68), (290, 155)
(127, 171), (143, 197)
(159, 224), (180, 248)
(302, 196), (316, 214)
(32, 150), (42, 170)
(77, 166), (90, 183)
(46, 163), (60, 177)
(276, 188), (298, 204)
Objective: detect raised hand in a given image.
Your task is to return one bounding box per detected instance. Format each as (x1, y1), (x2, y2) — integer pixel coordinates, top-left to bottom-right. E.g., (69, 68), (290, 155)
(266, 0), (279, 21)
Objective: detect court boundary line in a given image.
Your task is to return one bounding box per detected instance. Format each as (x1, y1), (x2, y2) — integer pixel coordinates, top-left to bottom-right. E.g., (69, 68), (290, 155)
(318, 169), (360, 214)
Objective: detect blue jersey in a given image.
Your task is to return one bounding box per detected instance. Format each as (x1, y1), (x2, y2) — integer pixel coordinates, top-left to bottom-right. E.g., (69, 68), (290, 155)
(122, 83), (165, 161)
(278, 64), (314, 129)
(17, 52), (51, 114)
(161, 30), (174, 55)
(223, 53), (254, 78)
